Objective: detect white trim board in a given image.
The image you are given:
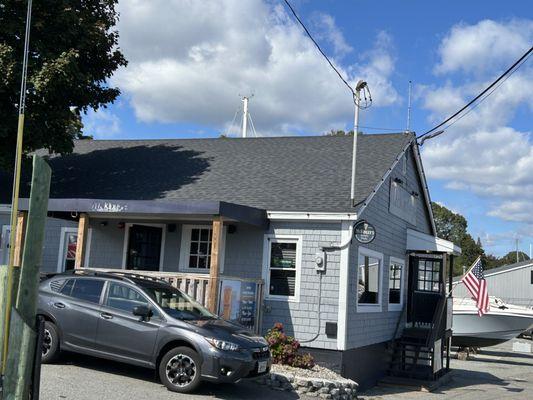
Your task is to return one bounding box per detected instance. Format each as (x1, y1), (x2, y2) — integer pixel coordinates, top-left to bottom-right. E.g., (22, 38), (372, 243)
(121, 222), (166, 271)
(407, 228), (461, 255)
(267, 211), (358, 222)
(337, 221), (351, 350)
(262, 234), (303, 303)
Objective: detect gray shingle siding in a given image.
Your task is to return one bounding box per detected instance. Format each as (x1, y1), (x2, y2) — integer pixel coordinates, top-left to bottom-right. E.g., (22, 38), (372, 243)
(345, 146), (434, 349)
(260, 221), (341, 350)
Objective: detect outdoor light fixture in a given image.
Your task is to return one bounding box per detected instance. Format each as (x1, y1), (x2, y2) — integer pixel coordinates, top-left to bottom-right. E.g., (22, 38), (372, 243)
(100, 221), (108, 227)
(393, 177), (403, 185)
(117, 222), (125, 229)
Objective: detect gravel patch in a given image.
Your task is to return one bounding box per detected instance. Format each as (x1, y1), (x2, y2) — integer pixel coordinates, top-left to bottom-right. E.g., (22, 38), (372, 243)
(272, 363), (353, 383)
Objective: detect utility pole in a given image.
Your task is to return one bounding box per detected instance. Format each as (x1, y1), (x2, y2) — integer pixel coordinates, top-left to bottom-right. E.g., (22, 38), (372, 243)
(516, 238), (519, 263)
(350, 80), (368, 206)
(241, 96), (250, 138)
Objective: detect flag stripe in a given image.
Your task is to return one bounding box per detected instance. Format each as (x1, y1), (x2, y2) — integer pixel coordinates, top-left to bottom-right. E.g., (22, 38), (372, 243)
(461, 258), (489, 316)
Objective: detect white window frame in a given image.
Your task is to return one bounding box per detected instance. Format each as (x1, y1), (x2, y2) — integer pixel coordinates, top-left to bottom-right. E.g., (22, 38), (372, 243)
(121, 223), (166, 271)
(387, 256), (406, 312)
(356, 246), (383, 313)
(262, 234), (302, 302)
(178, 224), (226, 273)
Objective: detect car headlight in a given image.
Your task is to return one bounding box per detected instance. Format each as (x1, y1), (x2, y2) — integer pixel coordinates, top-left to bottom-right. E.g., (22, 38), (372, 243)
(206, 338), (240, 351)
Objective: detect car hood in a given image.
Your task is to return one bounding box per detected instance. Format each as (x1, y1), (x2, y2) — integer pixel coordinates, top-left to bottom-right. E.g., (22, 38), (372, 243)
(184, 319), (267, 349)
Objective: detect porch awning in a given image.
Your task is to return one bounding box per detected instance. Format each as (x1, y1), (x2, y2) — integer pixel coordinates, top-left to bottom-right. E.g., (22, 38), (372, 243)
(406, 228), (461, 255)
(18, 198), (268, 228)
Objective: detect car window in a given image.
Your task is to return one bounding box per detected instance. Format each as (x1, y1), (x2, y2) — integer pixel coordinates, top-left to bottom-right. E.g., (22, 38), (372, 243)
(105, 282), (150, 314)
(70, 279), (104, 304)
(60, 279), (74, 296)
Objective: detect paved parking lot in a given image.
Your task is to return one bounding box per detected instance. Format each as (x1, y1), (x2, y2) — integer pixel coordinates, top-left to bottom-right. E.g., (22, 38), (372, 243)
(41, 339), (533, 400)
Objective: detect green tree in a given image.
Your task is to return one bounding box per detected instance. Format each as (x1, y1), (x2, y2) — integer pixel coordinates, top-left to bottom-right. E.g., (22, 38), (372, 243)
(431, 202), (485, 275)
(324, 129), (356, 136)
(0, 0), (127, 169)
(498, 251), (530, 266)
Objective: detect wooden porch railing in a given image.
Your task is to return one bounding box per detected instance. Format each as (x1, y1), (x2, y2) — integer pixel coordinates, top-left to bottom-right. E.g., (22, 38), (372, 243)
(93, 269), (212, 307)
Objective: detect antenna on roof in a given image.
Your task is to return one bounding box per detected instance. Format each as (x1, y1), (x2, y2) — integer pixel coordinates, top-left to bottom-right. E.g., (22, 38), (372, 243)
(406, 80), (412, 133)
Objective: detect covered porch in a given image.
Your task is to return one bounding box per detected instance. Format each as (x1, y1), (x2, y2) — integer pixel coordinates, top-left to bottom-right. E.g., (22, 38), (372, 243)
(17, 198), (268, 327)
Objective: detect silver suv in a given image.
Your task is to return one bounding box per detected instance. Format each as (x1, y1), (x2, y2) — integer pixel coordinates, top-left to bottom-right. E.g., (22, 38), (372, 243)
(38, 270), (271, 393)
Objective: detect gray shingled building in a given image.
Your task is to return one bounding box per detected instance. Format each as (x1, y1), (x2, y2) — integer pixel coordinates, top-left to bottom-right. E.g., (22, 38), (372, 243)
(0, 133), (460, 387)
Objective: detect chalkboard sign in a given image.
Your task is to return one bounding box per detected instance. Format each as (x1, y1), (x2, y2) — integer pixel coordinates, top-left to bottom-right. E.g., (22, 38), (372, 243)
(218, 279), (259, 332)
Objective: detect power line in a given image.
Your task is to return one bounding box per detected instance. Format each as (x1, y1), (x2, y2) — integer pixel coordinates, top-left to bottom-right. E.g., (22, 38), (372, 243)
(418, 45), (533, 139)
(282, 0), (358, 105)
(438, 52), (532, 133)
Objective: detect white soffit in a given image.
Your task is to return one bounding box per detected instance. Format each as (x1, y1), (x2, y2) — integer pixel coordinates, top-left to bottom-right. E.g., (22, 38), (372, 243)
(407, 228), (462, 255)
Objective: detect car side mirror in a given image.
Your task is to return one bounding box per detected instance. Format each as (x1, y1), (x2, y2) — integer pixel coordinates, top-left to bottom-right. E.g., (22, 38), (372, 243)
(132, 305), (152, 320)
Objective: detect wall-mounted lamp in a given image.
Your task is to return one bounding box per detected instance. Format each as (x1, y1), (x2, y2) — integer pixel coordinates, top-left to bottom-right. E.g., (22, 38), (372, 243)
(411, 191), (419, 198)
(117, 222), (125, 229)
(393, 177), (403, 185)
(100, 221), (108, 227)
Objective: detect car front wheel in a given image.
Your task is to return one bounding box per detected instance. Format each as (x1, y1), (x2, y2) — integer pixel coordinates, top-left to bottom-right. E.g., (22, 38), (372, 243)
(159, 346), (202, 393)
(41, 321), (60, 363)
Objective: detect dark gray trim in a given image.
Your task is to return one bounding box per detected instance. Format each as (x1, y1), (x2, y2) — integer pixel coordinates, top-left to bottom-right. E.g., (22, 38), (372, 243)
(18, 198), (268, 228)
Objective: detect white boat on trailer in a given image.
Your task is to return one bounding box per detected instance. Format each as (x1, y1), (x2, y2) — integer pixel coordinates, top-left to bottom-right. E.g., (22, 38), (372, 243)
(452, 297), (533, 347)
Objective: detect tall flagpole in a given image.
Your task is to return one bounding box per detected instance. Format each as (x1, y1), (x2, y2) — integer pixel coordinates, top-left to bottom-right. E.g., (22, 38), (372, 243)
(2, 0), (33, 373)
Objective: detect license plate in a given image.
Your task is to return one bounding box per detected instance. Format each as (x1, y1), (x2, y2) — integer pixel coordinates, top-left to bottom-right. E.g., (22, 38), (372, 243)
(257, 360), (268, 373)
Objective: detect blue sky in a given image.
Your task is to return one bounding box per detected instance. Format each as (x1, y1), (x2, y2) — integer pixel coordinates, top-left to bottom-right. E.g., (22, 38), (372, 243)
(83, 0), (533, 258)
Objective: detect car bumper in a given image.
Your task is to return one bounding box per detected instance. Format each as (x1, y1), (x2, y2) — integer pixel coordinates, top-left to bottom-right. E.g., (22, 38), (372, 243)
(201, 351), (272, 383)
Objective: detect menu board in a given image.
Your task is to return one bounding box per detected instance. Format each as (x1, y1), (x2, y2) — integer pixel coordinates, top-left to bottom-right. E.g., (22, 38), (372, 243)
(218, 279), (259, 331)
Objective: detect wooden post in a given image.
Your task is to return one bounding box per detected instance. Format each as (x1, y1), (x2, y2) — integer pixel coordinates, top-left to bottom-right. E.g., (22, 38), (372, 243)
(207, 217), (223, 313)
(3, 156), (51, 399)
(13, 211), (27, 267)
(74, 213), (89, 269)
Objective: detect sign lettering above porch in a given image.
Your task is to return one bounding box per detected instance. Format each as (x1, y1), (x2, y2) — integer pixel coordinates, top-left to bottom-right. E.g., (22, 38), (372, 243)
(353, 220), (376, 244)
(91, 201), (129, 213)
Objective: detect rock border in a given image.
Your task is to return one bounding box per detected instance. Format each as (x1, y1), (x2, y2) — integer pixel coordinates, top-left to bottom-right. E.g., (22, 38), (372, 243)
(254, 371), (358, 399)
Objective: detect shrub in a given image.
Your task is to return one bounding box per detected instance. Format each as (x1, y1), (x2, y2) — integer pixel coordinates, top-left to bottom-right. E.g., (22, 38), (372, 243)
(264, 323), (315, 369)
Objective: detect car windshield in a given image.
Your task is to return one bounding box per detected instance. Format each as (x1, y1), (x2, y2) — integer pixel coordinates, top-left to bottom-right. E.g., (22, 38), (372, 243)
(140, 282), (216, 321)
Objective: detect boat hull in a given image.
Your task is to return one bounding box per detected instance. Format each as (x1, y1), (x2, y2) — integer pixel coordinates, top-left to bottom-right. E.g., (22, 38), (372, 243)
(452, 311), (533, 347)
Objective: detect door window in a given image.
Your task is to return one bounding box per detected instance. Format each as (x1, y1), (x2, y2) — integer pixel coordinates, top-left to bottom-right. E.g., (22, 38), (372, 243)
(105, 282), (150, 313)
(126, 225), (163, 271)
(63, 231), (78, 271)
(417, 259), (441, 292)
(70, 279), (104, 304)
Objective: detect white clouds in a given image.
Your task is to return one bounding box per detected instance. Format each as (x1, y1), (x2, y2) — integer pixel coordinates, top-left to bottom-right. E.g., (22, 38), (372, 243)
(83, 109), (121, 139)
(422, 19), (533, 232)
(435, 19), (533, 75)
(113, 0), (400, 134)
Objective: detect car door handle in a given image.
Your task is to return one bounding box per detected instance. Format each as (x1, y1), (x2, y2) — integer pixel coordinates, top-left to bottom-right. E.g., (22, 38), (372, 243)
(100, 312), (113, 320)
(53, 302), (66, 309)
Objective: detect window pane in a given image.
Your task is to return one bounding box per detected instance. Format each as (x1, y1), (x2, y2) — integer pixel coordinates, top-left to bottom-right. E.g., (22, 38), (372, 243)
(270, 242), (296, 269)
(199, 242), (208, 255)
(200, 229), (209, 241)
(61, 279), (74, 296)
(71, 279), (104, 304)
(189, 256), (198, 268)
(269, 269), (296, 296)
(191, 229), (199, 241)
(358, 255), (380, 304)
(106, 283), (148, 313)
(198, 256), (207, 269)
(190, 242), (198, 255)
(389, 262), (402, 304)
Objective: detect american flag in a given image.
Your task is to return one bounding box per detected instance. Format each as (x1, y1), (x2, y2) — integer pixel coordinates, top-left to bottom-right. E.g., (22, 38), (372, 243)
(461, 257), (490, 316)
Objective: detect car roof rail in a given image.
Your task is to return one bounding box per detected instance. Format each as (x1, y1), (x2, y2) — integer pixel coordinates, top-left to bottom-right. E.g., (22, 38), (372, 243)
(60, 269), (136, 284)
(106, 271), (169, 285)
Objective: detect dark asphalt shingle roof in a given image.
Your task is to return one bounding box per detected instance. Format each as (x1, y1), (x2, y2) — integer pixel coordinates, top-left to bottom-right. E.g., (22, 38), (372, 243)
(0, 133), (414, 213)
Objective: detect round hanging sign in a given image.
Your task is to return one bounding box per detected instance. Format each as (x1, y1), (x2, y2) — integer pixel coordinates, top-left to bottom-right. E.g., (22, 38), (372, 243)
(353, 220), (376, 244)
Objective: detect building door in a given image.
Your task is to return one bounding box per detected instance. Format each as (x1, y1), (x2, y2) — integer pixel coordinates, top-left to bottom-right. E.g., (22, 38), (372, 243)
(407, 253), (444, 325)
(1, 225), (11, 265)
(126, 225), (163, 271)
(58, 228), (78, 272)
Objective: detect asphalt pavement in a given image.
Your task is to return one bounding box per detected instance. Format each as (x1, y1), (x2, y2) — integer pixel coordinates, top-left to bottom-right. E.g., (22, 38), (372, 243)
(40, 339), (533, 400)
